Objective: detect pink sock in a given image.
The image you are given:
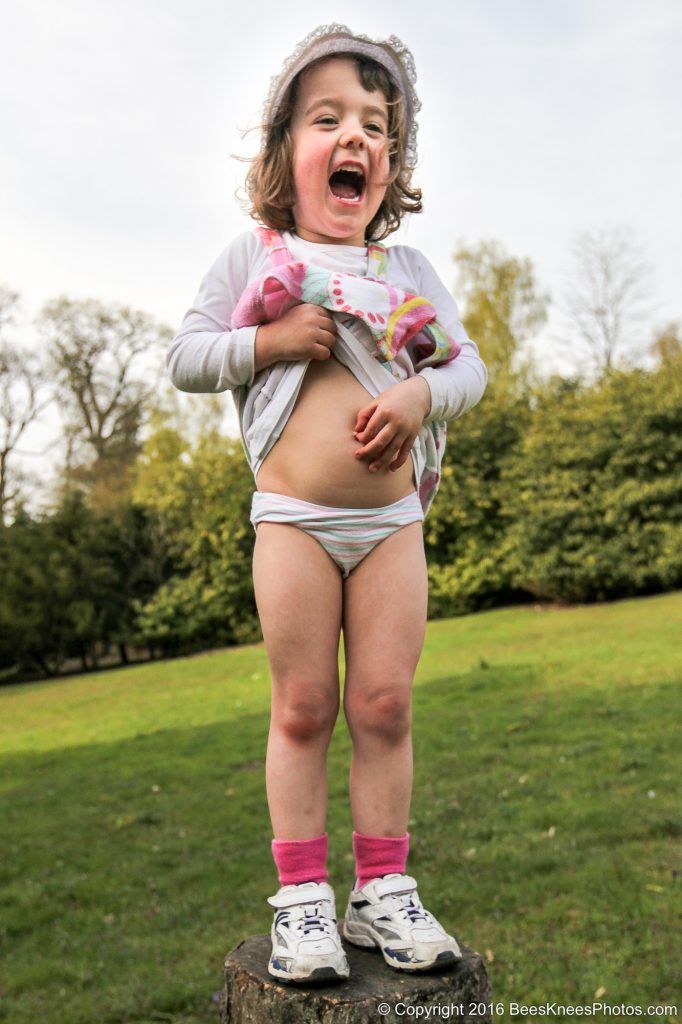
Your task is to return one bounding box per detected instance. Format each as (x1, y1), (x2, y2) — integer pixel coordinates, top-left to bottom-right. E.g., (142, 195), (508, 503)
(271, 832), (328, 886)
(353, 830), (410, 890)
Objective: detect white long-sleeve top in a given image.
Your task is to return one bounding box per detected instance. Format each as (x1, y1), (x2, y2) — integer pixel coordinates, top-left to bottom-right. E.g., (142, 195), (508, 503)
(167, 228), (488, 506)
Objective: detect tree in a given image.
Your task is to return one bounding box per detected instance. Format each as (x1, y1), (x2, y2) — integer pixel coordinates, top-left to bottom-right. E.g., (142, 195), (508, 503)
(0, 489), (162, 680)
(37, 296), (172, 508)
(0, 286), (53, 523)
(451, 238), (549, 387)
(131, 422), (260, 654)
(502, 362), (682, 602)
(557, 223), (655, 381)
(650, 319), (681, 368)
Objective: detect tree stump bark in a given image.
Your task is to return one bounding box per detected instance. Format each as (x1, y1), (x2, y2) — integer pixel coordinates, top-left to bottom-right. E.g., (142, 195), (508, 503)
(221, 919), (492, 1023)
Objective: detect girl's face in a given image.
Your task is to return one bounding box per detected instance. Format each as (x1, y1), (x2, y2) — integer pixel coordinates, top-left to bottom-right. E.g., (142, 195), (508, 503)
(289, 57), (391, 247)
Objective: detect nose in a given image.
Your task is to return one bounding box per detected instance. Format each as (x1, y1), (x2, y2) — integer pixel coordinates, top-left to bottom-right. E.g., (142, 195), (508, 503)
(339, 119), (366, 150)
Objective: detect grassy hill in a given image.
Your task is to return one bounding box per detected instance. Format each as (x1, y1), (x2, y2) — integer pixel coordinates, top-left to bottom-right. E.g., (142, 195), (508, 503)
(1, 593), (680, 1023)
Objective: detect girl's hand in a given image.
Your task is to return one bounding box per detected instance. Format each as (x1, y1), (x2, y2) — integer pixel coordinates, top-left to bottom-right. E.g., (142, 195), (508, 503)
(257, 303), (337, 363)
(353, 377), (432, 473)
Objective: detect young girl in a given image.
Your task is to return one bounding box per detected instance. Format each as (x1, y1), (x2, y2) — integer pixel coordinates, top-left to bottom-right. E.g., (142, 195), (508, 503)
(167, 24), (488, 985)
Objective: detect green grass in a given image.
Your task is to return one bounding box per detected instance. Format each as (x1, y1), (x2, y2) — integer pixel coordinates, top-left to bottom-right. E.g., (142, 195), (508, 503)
(0, 593), (680, 1023)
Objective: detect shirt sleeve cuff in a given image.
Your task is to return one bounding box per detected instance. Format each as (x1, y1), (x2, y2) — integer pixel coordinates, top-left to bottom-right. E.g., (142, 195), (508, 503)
(418, 366), (447, 423)
(417, 342), (489, 424)
(218, 325), (258, 389)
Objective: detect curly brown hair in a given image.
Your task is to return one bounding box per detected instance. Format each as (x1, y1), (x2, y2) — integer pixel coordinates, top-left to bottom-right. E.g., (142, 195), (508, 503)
(232, 53), (423, 243)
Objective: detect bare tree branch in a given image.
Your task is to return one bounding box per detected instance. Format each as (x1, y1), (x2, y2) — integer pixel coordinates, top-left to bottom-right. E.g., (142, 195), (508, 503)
(37, 296), (172, 466)
(0, 286), (53, 520)
(555, 223), (656, 380)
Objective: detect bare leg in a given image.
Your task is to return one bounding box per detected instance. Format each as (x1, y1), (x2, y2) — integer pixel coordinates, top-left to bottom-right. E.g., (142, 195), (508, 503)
(342, 522), (428, 836)
(252, 522), (343, 840)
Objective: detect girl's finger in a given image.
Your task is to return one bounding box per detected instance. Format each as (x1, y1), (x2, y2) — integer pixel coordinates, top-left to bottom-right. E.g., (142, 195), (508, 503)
(389, 436), (413, 471)
(355, 408), (390, 444)
(363, 431), (407, 470)
(355, 421), (398, 454)
(354, 401), (378, 435)
(369, 446), (403, 472)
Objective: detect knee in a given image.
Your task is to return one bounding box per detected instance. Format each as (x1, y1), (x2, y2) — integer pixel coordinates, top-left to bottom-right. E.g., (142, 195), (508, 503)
(345, 688), (412, 744)
(275, 691), (339, 744)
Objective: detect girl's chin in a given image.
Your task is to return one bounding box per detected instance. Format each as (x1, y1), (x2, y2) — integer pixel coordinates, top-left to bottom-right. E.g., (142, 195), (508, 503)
(293, 193), (377, 243)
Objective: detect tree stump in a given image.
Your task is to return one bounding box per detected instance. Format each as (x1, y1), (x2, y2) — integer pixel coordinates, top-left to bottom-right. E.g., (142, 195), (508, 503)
(221, 919), (492, 1023)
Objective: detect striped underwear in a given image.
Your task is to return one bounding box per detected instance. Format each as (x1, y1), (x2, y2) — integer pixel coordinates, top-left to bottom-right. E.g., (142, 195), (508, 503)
(250, 490), (425, 579)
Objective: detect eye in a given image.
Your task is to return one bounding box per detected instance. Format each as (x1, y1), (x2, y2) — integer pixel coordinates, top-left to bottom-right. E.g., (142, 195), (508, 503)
(315, 117), (384, 133)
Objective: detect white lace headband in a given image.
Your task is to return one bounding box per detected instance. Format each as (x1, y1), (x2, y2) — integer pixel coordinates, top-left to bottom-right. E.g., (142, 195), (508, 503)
(262, 23), (422, 169)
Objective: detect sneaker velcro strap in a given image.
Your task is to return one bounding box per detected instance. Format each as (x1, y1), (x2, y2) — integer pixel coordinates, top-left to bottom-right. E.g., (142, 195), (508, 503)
(267, 883), (332, 909)
(374, 874), (418, 899)
(361, 902), (403, 924)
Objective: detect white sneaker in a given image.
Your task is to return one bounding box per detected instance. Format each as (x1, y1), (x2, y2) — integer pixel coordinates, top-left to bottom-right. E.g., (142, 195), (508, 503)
(267, 880), (350, 984)
(342, 873), (462, 971)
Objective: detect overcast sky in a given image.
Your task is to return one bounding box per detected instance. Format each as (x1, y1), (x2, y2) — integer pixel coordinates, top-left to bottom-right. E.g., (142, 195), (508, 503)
(2, 0), (681, 506)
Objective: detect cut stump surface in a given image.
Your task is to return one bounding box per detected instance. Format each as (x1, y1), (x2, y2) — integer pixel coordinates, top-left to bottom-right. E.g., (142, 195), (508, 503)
(222, 919), (492, 1023)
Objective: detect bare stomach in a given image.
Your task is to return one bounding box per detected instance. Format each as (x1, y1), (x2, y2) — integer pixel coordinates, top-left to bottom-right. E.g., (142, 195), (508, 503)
(255, 355), (418, 508)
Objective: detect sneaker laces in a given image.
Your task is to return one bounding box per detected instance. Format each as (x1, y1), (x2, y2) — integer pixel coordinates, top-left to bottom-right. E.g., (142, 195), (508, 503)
(389, 890), (433, 926)
(286, 900), (334, 936)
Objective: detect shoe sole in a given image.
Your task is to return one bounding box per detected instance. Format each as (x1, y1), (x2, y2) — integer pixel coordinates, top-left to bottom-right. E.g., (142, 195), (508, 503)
(342, 920), (461, 972)
(268, 963), (349, 985)
(268, 945), (349, 985)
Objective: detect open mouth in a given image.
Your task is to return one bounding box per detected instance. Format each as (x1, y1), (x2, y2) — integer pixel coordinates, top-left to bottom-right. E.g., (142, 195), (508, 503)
(328, 168), (366, 205)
